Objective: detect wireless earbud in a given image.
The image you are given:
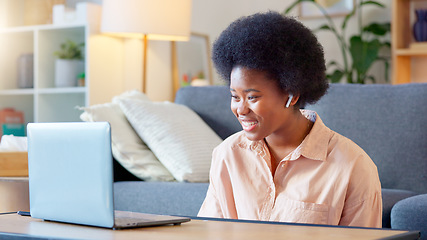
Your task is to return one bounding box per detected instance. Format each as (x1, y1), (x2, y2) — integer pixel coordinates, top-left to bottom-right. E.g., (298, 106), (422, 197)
(285, 94), (293, 108)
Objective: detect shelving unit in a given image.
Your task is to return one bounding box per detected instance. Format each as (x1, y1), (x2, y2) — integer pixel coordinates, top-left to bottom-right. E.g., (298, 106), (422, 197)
(392, 0), (427, 84)
(0, 23), (90, 125)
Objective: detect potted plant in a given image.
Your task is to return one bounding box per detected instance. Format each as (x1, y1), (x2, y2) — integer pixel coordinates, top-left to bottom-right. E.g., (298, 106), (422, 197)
(284, 0), (390, 84)
(53, 39), (85, 87)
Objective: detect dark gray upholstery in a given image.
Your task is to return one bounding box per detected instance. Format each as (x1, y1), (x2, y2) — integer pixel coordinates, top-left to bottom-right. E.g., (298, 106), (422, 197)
(381, 189), (418, 228)
(113, 83), (427, 232)
(391, 194), (427, 240)
(114, 182), (209, 216)
(306, 83), (427, 194)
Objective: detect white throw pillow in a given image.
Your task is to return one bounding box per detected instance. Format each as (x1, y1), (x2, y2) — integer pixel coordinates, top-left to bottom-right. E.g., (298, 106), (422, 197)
(80, 90), (175, 182)
(117, 98), (222, 182)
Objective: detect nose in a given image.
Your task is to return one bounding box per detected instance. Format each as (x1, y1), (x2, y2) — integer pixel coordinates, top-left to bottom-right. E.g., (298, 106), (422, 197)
(235, 100), (250, 116)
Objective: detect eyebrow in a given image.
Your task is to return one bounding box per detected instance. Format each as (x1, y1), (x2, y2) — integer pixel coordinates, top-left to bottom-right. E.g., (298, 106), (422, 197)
(230, 88), (261, 93)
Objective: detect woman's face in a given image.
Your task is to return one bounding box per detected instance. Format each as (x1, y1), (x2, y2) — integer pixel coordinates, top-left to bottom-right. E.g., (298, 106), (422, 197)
(230, 66), (293, 141)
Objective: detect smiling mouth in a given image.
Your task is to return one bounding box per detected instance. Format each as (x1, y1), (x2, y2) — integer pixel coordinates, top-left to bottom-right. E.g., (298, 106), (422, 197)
(241, 121), (258, 131)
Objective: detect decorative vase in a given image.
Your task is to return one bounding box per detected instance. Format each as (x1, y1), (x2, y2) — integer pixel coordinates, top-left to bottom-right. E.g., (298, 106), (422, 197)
(17, 53), (34, 88)
(54, 59), (84, 87)
(413, 9), (427, 42)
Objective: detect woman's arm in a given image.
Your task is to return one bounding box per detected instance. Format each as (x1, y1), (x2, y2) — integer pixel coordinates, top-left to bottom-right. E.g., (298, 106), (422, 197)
(339, 154), (383, 228)
(198, 183), (224, 218)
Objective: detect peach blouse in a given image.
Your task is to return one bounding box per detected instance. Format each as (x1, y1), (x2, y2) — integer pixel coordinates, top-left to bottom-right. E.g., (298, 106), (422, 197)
(198, 110), (382, 228)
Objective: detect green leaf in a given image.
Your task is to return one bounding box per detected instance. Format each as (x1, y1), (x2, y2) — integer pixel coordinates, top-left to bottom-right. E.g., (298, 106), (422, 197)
(383, 59), (390, 83)
(284, 0), (314, 14)
(363, 22), (390, 36)
(379, 41), (391, 48)
(283, 0), (391, 85)
(341, 9), (356, 30)
(328, 69), (344, 83)
(314, 24), (332, 33)
(326, 60), (342, 69)
(366, 75), (376, 84)
(53, 39), (85, 60)
(347, 71), (354, 84)
(349, 36), (381, 76)
(327, 60), (338, 66)
(360, 1), (385, 8)
(376, 57), (390, 82)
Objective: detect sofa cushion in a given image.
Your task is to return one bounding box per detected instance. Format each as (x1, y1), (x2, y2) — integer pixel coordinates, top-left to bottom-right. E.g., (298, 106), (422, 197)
(381, 188), (418, 228)
(306, 83), (427, 193)
(175, 86), (241, 140)
(118, 98), (222, 182)
(391, 194), (427, 240)
(114, 182), (209, 216)
(79, 90), (174, 182)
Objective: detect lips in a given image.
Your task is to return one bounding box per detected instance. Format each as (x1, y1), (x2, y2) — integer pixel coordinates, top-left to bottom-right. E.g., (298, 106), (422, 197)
(241, 120), (258, 131)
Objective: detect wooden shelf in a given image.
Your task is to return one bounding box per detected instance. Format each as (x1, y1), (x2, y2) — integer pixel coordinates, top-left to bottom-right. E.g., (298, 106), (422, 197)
(0, 24), (90, 124)
(37, 87), (86, 94)
(395, 49), (427, 56)
(392, 0), (427, 84)
(0, 89), (34, 95)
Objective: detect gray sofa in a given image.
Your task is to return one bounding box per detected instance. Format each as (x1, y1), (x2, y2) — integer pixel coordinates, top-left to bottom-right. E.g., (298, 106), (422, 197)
(113, 83), (427, 237)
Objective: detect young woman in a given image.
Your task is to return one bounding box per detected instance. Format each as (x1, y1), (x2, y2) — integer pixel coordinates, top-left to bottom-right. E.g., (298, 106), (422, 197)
(198, 11), (382, 228)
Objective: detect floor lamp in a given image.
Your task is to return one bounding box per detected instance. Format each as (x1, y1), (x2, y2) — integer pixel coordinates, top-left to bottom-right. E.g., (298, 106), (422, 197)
(101, 0), (192, 93)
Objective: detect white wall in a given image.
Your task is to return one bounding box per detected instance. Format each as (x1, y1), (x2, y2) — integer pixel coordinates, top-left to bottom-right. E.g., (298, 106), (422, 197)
(173, 0), (392, 100)
(2, 0), (393, 102)
(54, 0), (396, 101)
(190, 0), (293, 86)
(191, 0), (392, 86)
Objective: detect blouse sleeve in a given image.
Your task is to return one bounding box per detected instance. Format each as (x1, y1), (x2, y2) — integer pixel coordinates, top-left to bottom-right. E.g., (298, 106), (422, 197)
(339, 153), (383, 228)
(198, 183), (224, 218)
(339, 191), (382, 227)
(198, 145), (226, 218)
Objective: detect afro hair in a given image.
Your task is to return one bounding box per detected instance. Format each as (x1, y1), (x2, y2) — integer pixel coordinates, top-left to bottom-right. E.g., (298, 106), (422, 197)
(212, 11), (328, 106)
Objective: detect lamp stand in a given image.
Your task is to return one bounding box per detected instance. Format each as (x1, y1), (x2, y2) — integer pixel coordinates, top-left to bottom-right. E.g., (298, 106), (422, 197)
(142, 34), (148, 93)
(171, 41), (180, 100)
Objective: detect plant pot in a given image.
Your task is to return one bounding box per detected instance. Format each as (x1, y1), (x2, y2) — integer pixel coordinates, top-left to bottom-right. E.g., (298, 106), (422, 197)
(54, 59), (84, 87)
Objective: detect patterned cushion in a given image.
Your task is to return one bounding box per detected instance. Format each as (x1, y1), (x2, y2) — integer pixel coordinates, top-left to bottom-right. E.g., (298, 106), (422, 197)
(117, 98), (222, 182)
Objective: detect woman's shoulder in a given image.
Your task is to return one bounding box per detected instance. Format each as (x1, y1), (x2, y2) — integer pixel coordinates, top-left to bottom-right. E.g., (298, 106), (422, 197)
(327, 130), (377, 170)
(305, 112), (372, 166)
(215, 130), (248, 151)
(329, 131), (367, 155)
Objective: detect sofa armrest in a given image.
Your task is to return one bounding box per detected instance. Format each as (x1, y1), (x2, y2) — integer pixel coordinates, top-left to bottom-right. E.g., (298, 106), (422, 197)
(381, 189), (418, 228)
(391, 194), (427, 240)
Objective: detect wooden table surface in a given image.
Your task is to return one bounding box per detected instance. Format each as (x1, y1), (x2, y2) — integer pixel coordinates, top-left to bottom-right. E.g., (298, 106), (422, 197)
(0, 213), (419, 240)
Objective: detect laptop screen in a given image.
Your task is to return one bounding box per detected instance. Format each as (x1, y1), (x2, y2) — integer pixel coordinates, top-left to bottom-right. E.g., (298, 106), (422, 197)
(27, 122), (115, 228)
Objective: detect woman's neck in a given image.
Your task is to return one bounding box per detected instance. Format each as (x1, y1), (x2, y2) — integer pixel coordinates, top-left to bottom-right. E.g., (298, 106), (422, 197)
(265, 110), (314, 173)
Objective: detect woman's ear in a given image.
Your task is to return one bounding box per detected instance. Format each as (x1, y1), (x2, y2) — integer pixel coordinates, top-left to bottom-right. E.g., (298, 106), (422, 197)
(285, 93), (300, 108)
(285, 94), (293, 108)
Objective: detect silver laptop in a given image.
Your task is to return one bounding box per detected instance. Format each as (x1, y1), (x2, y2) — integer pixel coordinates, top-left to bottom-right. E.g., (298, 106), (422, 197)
(27, 122), (190, 229)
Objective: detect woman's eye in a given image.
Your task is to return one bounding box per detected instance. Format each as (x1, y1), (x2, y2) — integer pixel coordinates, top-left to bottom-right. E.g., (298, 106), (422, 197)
(248, 96), (258, 100)
(231, 95), (240, 100)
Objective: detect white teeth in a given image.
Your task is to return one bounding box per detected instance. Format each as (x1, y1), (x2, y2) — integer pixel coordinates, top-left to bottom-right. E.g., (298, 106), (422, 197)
(242, 121), (257, 127)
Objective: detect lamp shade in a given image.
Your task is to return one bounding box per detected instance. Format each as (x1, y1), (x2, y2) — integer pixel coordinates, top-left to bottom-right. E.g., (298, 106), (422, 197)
(101, 0), (192, 41)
